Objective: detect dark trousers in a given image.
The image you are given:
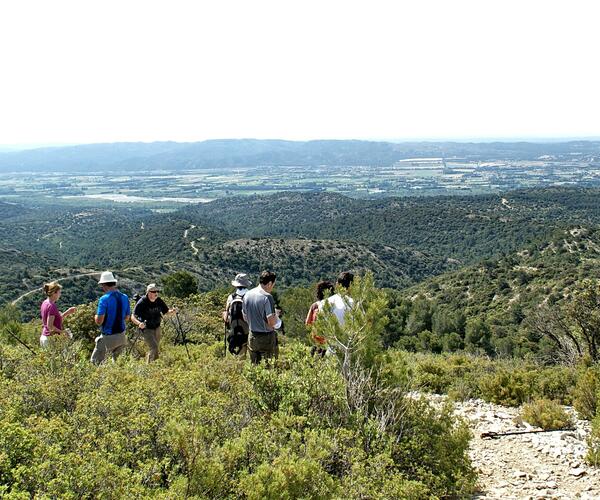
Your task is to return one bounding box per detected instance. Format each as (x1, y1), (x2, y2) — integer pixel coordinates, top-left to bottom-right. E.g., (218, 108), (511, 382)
(248, 331), (277, 364)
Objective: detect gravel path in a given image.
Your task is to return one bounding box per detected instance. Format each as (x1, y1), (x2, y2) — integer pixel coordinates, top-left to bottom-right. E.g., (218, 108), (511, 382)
(441, 396), (600, 499)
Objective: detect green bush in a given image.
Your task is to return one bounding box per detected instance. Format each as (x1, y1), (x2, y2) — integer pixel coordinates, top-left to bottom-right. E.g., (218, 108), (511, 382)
(534, 366), (577, 404)
(573, 366), (600, 420)
(413, 357), (453, 394)
(238, 453), (338, 500)
(479, 369), (536, 407)
(0, 286), (478, 498)
(162, 271), (198, 298)
(0, 341), (478, 498)
(521, 399), (574, 430)
(588, 416), (600, 466)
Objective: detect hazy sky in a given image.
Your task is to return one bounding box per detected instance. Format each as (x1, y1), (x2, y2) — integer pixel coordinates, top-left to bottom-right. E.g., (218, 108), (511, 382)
(1, 0), (599, 146)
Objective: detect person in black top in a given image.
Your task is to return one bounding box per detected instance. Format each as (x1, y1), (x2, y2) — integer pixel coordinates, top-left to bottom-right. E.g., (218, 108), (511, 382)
(132, 283), (176, 362)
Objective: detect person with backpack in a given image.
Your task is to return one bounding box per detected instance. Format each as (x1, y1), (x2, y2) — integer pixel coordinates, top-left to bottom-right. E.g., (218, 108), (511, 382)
(91, 271), (131, 365)
(222, 273), (252, 356)
(132, 283), (176, 362)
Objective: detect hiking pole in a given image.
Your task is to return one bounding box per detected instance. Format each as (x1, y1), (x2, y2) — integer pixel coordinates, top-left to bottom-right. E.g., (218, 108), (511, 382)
(481, 428), (576, 440)
(127, 327), (143, 356)
(172, 311), (191, 360)
(4, 328), (36, 356)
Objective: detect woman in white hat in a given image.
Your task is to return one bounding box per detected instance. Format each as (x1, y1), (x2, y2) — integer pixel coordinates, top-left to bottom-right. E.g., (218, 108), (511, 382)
(131, 283), (176, 362)
(40, 281), (76, 347)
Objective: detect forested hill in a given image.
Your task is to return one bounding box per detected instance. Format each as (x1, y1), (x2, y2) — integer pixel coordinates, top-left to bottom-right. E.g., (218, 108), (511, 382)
(4, 187), (600, 322)
(1, 139), (599, 172)
(182, 187), (600, 262)
(384, 225), (600, 358)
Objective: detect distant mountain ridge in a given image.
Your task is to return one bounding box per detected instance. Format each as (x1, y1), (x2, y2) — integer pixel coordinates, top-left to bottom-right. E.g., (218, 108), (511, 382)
(1, 139), (599, 172)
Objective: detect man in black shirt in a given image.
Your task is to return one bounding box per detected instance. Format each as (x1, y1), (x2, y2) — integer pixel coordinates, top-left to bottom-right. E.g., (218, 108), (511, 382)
(132, 283), (176, 362)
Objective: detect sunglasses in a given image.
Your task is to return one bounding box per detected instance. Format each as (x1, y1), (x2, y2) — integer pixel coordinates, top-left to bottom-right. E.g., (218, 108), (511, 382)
(148, 290), (159, 294)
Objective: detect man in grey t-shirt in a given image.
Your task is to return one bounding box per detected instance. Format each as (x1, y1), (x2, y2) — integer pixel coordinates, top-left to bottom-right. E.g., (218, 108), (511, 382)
(242, 270), (278, 364)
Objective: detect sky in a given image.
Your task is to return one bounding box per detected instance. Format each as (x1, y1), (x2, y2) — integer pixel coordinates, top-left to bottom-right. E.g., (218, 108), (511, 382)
(1, 0), (599, 147)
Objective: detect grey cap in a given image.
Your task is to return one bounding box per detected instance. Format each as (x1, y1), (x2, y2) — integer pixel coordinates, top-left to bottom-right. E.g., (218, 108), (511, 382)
(231, 273), (252, 288)
(146, 283), (160, 293)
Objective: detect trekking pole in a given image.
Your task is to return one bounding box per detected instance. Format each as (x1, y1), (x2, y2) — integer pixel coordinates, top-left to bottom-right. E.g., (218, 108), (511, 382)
(172, 311), (191, 360)
(4, 328), (36, 356)
(481, 428), (576, 440)
(127, 327), (143, 356)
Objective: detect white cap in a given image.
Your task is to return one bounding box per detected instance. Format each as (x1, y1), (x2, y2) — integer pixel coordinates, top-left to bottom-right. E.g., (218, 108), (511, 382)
(98, 271), (117, 284)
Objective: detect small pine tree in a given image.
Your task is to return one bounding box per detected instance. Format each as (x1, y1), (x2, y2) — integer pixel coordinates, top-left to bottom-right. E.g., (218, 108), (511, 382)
(163, 271), (198, 299)
(315, 273), (389, 411)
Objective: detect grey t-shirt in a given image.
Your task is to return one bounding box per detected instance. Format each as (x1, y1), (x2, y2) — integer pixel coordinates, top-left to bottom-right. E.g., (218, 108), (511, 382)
(242, 286), (276, 333)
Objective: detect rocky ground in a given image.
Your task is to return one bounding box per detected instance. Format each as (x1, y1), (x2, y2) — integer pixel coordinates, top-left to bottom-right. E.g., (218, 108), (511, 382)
(428, 395), (600, 499)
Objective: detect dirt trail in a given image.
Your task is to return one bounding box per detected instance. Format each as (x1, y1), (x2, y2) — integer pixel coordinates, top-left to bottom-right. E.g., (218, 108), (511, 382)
(430, 395), (600, 499)
(11, 272), (102, 305)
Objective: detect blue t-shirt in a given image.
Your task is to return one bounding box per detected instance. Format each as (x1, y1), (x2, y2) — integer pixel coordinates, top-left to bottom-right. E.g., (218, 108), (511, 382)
(97, 290), (131, 335)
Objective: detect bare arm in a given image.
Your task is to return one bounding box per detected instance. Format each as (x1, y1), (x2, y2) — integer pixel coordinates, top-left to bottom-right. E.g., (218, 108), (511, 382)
(267, 313), (277, 329)
(94, 314), (104, 325)
(305, 303), (317, 325)
(62, 306), (76, 317)
(47, 314), (60, 334)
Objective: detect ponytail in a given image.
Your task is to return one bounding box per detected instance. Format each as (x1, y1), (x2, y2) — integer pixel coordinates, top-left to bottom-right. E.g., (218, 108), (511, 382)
(43, 281), (62, 297)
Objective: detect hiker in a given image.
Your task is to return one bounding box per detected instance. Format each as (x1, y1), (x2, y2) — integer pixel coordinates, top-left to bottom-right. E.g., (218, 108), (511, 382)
(305, 280), (335, 356)
(132, 283), (176, 362)
(305, 280), (335, 326)
(222, 273), (252, 356)
(91, 271), (131, 364)
(39, 281), (76, 347)
(242, 270), (279, 364)
(327, 271), (355, 326)
(273, 306), (285, 357)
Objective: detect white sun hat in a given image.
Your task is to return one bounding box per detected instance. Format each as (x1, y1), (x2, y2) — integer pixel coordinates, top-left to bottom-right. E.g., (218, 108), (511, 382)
(98, 271), (118, 284)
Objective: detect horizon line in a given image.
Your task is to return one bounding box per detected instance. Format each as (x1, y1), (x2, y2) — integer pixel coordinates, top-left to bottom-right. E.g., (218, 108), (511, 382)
(1, 135), (600, 152)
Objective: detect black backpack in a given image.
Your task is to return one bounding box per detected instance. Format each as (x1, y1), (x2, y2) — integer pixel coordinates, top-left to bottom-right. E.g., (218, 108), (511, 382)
(226, 292), (248, 354)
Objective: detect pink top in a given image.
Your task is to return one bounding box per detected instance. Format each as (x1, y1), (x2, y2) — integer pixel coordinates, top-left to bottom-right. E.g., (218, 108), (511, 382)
(41, 298), (62, 336)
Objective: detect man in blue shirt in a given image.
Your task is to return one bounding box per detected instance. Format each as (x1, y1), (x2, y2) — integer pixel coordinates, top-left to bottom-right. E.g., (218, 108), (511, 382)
(91, 271), (131, 365)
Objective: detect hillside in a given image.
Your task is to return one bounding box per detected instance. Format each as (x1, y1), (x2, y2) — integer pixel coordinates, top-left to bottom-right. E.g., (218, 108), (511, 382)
(183, 188), (600, 262)
(1, 139), (599, 172)
(385, 225), (600, 357)
(5, 187), (600, 325)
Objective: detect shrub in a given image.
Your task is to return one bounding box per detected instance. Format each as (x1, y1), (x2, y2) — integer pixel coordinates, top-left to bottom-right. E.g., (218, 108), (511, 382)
(534, 366), (577, 404)
(588, 416), (600, 466)
(391, 398), (476, 497)
(162, 271), (198, 298)
(413, 357), (453, 394)
(479, 369), (536, 406)
(521, 399), (574, 430)
(0, 287), (478, 498)
(573, 366), (600, 420)
(238, 453), (338, 500)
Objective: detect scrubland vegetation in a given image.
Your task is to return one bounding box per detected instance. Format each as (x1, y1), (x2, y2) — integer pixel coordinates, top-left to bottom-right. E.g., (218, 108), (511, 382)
(3, 273), (600, 497)
(0, 277), (477, 499)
